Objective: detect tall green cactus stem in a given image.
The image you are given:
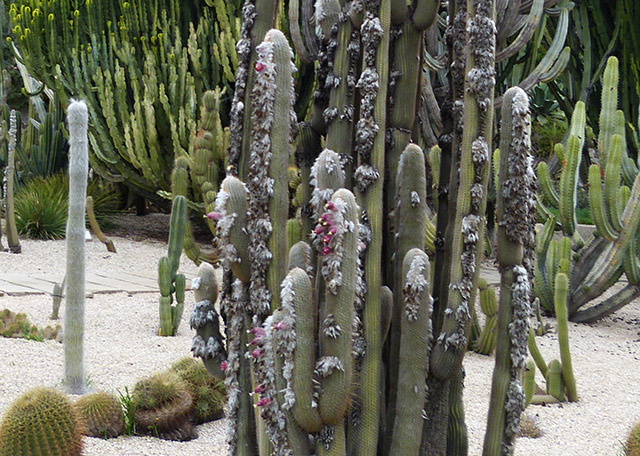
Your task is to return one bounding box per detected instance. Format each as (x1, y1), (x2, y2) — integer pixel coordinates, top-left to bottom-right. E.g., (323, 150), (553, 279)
(446, 368), (469, 456)
(357, 1), (390, 453)
(484, 86), (535, 456)
(472, 279), (498, 355)
(546, 359), (565, 401)
(4, 110), (20, 253)
(190, 262), (227, 379)
(228, 0), (280, 179)
(598, 56), (619, 170)
(523, 360), (536, 407)
(386, 143), (427, 438)
(431, 0), (497, 382)
(246, 28), (296, 322)
(316, 189), (358, 425)
(65, 99), (88, 395)
(554, 272), (577, 402)
(389, 248), (432, 456)
(158, 195), (187, 336)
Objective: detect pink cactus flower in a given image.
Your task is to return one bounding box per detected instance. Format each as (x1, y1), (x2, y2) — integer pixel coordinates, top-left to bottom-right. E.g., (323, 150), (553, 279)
(326, 201), (336, 211)
(273, 321), (287, 331)
(251, 348), (263, 358)
(322, 246), (332, 255)
(220, 361), (228, 372)
(323, 235), (332, 244)
(255, 62), (265, 72)
(254, 384), (266, 394)
(256, 397), (272, 407)
(206, 211), (223, 221)
(249, 327), (266, 337)
(314, 224), (325, 235)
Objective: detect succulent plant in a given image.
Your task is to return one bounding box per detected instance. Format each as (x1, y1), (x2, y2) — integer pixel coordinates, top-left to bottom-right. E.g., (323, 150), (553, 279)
(73, 391), (125, 439)
(170, 357), (226, 424)
(131, 371), (197, 441)
(0, 388), (83, 456)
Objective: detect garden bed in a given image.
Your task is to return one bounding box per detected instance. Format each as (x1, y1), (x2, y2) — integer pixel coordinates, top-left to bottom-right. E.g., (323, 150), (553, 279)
(0, 216), (638, 455)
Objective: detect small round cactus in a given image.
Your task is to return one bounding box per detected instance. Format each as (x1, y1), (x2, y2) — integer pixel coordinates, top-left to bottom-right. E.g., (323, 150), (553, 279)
(73, 391), (125, 439)
(0, 387), (84, 456)
(132, 371), (197, 441)
(171, 357), (226, 424)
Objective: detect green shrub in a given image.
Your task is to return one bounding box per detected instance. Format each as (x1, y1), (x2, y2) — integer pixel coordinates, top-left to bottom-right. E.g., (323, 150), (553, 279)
(15, 172), (120, 239)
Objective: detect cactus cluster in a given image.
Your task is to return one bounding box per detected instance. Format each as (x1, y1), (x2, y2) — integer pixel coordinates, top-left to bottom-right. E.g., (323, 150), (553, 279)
(170, 357), (226, 424)
(184, 0), (546, 453)
(0, 309), (61, 341)
(157, 195), (187, 336)
(0, 388), (84, 456)
(535, 56), (640, 323)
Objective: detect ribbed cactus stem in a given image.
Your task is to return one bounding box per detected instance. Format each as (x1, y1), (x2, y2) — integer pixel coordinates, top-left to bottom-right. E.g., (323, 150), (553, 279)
(65, 99), (89, 395)
(588, 164), (617, 241)
(472, 279), (498, 355)
(558, 134), (582, 238)
(536, 161), (559, 207)
(215, 176), (251, 283)
(604, 134), (623, 231)
(316, 189), (358, 425)
(598, 56), (619, 170)
(389, 248), (432, 456)
(484, 86), (535, 456)
(281, 268), (323, 432)
(158, 195), (187, 336)
(554, 272), (577, 402)
(546, 359), (565, 401)
(523, 360), (536, 407)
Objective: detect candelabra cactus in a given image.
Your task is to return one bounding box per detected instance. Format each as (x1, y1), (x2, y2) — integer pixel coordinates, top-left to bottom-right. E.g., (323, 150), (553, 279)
(65, 99), (89, 395)
(535, 56), (640, 323)
(158, 195), (187, 336)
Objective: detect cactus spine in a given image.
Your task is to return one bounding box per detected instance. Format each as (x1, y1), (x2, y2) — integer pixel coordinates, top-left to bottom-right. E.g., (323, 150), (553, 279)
(158, 195), (187, 336)
(65, 99), (89, 395)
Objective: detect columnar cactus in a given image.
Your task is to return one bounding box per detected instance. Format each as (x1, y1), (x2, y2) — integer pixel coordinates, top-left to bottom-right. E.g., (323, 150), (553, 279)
(187, 1), (549, 454)
(65, 99), (89, 395)
(158, 195), (187, 336)
(3, 110), (20, 253)
(535, 56), (640, 323)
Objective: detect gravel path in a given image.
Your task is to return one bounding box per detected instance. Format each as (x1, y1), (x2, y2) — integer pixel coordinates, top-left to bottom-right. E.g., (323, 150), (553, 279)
(1, 234), (639, 455)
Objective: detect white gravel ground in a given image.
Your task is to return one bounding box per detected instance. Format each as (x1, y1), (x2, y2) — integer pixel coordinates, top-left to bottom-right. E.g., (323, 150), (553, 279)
(1, 234), (639, 455)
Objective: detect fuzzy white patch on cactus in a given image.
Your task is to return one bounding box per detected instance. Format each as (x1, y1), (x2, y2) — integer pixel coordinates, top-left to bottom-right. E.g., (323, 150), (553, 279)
(471, 137), (489, 165)
(276, 274), (299, 411)
(410, 191), (420, 207)
(310, 149), (345, 218)
(316, 356), (345, 377)
(322, 314), (343, 338)
(189, 301), (219, 328)
(318, 425), (335, 451)
(403, 255), (429, 322)
(354, 164), (380, 192)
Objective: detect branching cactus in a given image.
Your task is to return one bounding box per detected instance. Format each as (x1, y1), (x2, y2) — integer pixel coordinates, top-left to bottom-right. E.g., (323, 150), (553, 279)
(65, 99), (89, 395)
(158, 195), (187, 336)
(535, 56), (640, 323)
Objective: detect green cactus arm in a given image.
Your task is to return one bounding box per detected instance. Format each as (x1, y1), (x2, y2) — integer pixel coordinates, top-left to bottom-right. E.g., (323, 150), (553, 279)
(537, 161), (559, 207)
(411, 0), (439, 29)
(318, 189), (358, 425)
(588, 164), (618, 241)
(598, 56), (619, 169)
(428, 145), (441, 193)
(558, 134), (582, 237)
(623, 239), (640, 285)
(621, 156), (638, 189)
(554, 272), (577, 402)
(534, 214), (556, 312)
(472, 282), (498, 355)
(216, 176), (251, 283)
(571, 172), (640, 314)
(603, 134), (623, 231)
(618, 185), (631, 220)
(527, 327), (549, 376)
(570, 282), (640, 323)
(523, 360), (536, 408)
(389, 248), (432, 456)
(495, 0), (544, 63)
(167, 196), (187, 277)
(281, 268), (323, 433)
(545, 359), (566, 401)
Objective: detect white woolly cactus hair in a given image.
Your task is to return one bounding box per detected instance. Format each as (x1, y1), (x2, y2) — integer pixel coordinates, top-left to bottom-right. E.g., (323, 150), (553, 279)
(403, 254), (430, 322)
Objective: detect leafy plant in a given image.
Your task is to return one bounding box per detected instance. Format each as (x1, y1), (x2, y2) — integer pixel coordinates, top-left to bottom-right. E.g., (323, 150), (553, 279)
(116, 387), (136, 436)
(14, 172), (120, 240)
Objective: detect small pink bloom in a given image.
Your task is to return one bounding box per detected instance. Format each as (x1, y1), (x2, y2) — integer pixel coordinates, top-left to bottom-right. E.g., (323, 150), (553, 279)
(255, 62), (265, 72)
(326, 201), (336, 211)
(220, 361), (228, 371)
(323, 235), (332, 244)
(321, 213), (333, 223)
(273, 321), (287, 331)
(251, 348), (263, 358)
(314, 224), (325, 235)
(254, 384), (266, 394)
(249, 327), (266, 337)
(206, 211), (223, 221)
(358, 241), (366, 251)
(322, 246), (332, 255)
(256, 397), (272, 407)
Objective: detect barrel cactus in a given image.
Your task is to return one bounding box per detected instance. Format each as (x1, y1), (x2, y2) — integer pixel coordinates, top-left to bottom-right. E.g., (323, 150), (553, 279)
(170, 357), (226, 424)
(0, 388), (83, 456)
(73, 391), (125, 439)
